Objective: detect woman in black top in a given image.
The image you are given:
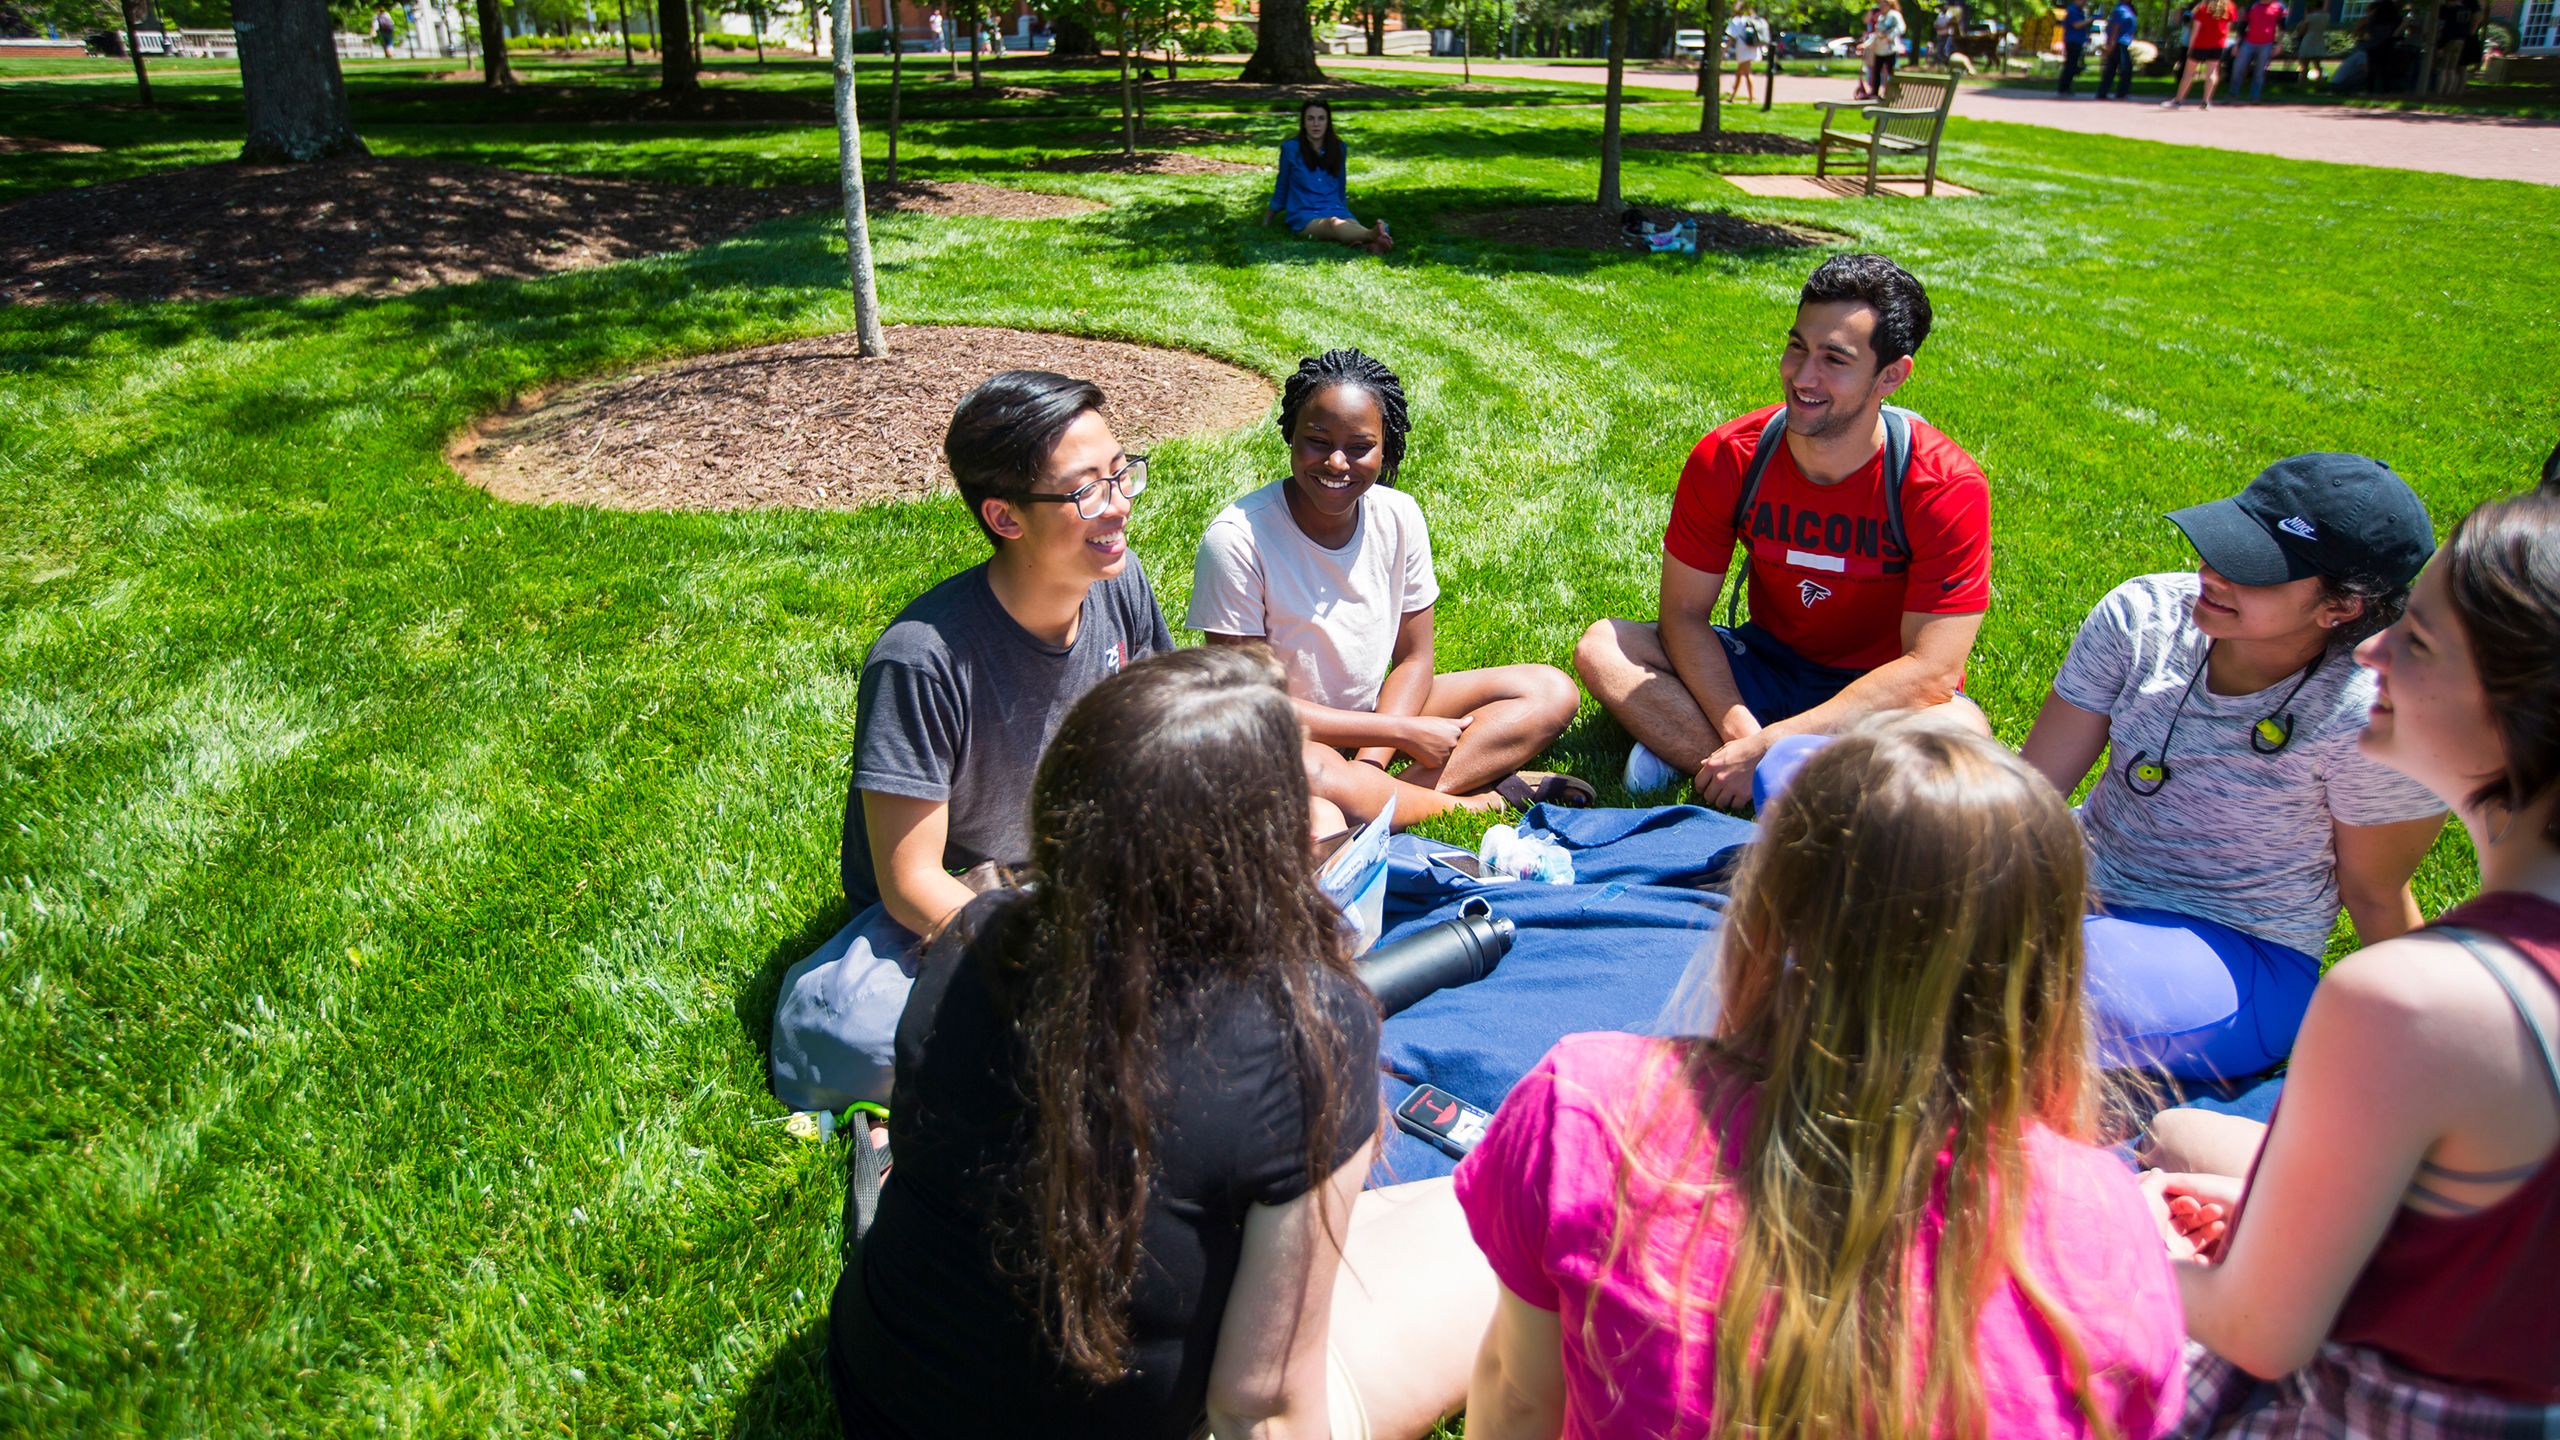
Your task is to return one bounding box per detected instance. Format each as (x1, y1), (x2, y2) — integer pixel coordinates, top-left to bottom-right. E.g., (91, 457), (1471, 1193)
(829, 645), (1439, 1439)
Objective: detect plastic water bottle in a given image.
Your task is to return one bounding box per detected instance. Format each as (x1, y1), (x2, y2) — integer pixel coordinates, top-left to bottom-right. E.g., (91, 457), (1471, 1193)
(1478, 824), (1576, 884)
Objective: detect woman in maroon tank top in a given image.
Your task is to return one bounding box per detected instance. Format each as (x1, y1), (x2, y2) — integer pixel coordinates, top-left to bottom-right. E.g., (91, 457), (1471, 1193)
(2149, 480), (2560, 1434)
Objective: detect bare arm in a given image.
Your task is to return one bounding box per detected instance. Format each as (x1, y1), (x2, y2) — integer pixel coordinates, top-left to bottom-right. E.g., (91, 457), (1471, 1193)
(1358, 605), (1443, 766)
(2332, 814), (2442, 945)
(1463, 1286), (1567, 1440)
(1762, 607), (1982, 741)
(1206, 618), (1467, 767)
(1205, 1137), (1378, 1440)
(1659, 553), (1757, 742)
(861, 790), (977, 939)
(2019, 687), (2114, 799)
(2173, 937), (2475, 1376)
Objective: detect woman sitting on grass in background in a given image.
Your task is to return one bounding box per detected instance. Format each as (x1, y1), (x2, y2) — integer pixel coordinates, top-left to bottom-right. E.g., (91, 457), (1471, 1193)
(1266, 100), (1394, 255)
(828, 646), (1488, 1440)
(2149, 483), (2560, 1434)
(1456, 714), (2187, 1440)
(2019, 454), (2444, 1084)
(1189, 348), (1592, 830)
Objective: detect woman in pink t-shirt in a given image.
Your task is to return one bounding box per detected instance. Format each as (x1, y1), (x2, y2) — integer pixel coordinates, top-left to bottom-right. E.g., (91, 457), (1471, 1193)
(1454, 715), (2187, 1439)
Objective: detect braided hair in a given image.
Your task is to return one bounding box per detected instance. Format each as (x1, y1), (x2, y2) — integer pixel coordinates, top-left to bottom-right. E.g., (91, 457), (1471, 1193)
(1278, 348), (1410, 483)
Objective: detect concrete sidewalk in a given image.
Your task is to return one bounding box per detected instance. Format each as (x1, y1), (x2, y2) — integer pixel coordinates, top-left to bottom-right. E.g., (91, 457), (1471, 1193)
(1325, 56), (2560, 186)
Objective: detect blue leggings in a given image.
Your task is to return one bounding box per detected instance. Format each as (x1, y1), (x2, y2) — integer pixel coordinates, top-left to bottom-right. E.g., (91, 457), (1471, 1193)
(1754, 736), (2319, 1083)
(2084, 906), (2320, 1081)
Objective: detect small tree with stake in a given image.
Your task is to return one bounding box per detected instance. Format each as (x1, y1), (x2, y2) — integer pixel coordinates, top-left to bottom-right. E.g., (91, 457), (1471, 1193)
(832, 0), (889, 358)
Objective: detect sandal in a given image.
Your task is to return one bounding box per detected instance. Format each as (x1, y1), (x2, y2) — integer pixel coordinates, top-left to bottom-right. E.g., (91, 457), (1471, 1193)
(1494, 771), (1597, 810)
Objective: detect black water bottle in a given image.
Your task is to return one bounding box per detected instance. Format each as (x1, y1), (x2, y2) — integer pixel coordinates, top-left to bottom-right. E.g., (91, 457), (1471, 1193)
(1354, 904), (1516, 1018)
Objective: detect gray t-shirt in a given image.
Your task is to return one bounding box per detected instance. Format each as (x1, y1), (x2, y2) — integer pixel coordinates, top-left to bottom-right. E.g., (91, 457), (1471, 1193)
(840, 559), (1174, 910)
(2055, 573), (2444, 955)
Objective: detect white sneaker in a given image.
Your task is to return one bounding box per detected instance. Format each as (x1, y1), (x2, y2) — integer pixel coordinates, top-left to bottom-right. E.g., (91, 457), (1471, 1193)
(1624, 742), (1681, 794)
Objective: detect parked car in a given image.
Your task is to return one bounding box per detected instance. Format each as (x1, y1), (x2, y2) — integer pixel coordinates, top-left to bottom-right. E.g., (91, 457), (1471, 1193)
(1777, 29), (1835, 55)
(1822, 33), (1860, 55)
(1667, 26), (1708, 58)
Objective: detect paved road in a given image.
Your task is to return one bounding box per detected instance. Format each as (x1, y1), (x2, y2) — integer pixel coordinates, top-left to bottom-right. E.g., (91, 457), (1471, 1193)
(1326, 55), (2560, 185)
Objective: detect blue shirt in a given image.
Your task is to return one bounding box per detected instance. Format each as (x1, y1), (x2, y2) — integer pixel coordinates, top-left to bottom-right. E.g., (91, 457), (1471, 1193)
(2063, 1), (2093, 42)
(1269, 137), (1353, 233)
(2106, 0), (2139, 40)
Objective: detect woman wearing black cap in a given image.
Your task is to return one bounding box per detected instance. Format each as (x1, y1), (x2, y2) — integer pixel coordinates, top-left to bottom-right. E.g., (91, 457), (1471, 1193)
(2019, 454), (2446, 1087)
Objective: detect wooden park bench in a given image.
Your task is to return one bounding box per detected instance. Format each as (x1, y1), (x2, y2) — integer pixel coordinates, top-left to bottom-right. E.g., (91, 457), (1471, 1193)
(1812, 71), (1958, 197)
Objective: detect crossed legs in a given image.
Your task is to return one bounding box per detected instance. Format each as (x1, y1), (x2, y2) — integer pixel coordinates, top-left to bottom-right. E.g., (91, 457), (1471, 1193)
(1304, 664), (1581, 828)
(1328, 1177), (1498, 1439)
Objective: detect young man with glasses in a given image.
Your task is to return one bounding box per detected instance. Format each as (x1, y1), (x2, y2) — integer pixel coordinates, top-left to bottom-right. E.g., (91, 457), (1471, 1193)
(771, 370), (1172, 1112)
(1574, 254), (1993, 812)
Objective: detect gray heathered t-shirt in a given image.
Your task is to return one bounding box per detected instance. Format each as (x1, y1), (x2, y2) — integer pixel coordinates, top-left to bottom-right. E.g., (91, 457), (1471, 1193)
(839, 559), (1174, 910)
(2055, 573), (2445, 956)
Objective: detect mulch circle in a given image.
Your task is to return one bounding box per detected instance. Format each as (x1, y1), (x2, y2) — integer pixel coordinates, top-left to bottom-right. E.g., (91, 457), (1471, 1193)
(1030, 151), (1260, 176)
(1625, 130), (1819, 156)
(450, 324), (1277, 513)
(0, 159), (830, 305)
(1063, 124), (1254, 148)
(868, 179), (1102, 218)
(0, 135), (103, 155)
(1443, 203), (1845, 254)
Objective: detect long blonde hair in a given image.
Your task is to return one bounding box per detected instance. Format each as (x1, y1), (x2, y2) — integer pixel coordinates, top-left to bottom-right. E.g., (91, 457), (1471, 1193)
(1592, 714), (2113, 1439)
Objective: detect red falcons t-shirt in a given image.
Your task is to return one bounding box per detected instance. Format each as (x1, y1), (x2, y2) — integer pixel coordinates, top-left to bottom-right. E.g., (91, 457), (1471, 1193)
(2243, 0), (2286, 42)
(1663, 404), (1992, 673)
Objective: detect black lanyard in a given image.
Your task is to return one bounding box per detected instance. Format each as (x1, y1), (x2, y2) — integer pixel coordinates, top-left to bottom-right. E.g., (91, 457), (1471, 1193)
(2120, 640), (2326, 797)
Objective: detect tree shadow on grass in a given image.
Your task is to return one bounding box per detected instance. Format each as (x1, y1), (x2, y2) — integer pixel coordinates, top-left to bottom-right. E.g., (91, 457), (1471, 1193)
(731, 899), (855, 1076)
(731, 1316), (840, 1440)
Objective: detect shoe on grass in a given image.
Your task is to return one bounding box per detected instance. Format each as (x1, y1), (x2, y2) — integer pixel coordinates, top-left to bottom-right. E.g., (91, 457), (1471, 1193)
(1624, 741), (1681, 794)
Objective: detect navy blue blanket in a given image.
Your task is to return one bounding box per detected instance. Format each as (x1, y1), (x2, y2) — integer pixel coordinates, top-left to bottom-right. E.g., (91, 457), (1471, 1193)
(1368, 804), (1755, 1184)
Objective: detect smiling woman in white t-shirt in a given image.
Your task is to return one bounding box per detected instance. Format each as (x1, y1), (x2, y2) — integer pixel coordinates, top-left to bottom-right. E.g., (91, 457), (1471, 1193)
(1188, 349), (1591, 830)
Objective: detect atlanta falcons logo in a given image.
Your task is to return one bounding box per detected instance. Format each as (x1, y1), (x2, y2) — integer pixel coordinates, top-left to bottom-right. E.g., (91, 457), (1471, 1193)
(1105, 641), (1125, 673)
(1798, 579), (1834, 607)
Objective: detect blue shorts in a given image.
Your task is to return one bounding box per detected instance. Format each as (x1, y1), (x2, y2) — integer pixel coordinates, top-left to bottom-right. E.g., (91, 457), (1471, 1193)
(1715, 622), (1867, 723)
(2083, 905), (2321, 1082)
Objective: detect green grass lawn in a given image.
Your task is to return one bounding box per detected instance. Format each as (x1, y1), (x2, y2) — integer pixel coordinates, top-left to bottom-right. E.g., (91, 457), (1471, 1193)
(3, 57), (2555, 1438)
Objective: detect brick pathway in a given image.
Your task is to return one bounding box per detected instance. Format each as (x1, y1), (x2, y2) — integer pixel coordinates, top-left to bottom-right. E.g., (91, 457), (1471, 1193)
(1326, 56), (2560, 186)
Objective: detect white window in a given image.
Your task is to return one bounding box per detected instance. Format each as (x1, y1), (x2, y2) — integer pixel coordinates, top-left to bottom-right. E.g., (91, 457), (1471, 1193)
(2335, 0), (2371, 24)
(2522, 0), (2558, 49)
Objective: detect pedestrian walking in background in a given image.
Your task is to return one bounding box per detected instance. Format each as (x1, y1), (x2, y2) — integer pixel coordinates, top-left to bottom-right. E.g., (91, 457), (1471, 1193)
(372, 6), (396, 56)
(2058, 0), (2094, 93)
(2432, 0), (2477, 91)
(2292, 0), (2331, 84)
(2356, 0), (2402, 90)
(927, 8), (945, 52)
(2096, 0), (2141, 95)
(1854, 3), (1882, 96)
(2164, 0), (2234, 106)
(2233, 0), (2286, 97)
(1868, 0), (1908, 94)
(1727, 2), (1768, 100)
(1934, 1), (1960, 62)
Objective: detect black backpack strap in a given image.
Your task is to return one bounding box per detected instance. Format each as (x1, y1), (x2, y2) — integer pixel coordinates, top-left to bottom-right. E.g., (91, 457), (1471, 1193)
(843, 1111), (891, 1257)
(1879, 404), (1915, 569)
(1721, 408), (1793, 631)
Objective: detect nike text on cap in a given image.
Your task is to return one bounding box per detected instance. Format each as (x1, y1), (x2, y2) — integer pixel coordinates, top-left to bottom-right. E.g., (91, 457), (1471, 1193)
(2165, 452), (2436, 592)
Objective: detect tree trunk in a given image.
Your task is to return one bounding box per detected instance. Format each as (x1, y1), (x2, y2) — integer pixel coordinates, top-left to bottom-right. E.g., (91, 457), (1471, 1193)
(1241, 0), (1325, 81)
(967, 10), (979, 85)
(886, 22), (901, 182)
(1119, 16), (1135, 154)
(1597, 0), (1628, 212)
(831, 0), (889, 357)
(119, 0), (153, 105)
(235, 0), (369, 160)
(619, 0), (633, 63)
(1460, 2), (1470, 80)
(1364, 2), (1384, 53)
(657, 0), (696, 90)
(474, 0), (515, 81)
(1698, 0), (1723, 134)
(1053, 13), (1097, 54)
(751, 0), (765, 60)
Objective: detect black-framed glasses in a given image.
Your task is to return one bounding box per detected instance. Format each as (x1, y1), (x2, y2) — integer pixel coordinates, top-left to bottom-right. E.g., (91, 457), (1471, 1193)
(1021, 456), (1148, 520)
